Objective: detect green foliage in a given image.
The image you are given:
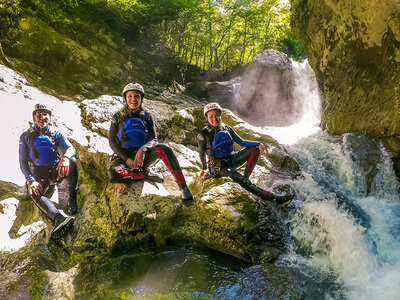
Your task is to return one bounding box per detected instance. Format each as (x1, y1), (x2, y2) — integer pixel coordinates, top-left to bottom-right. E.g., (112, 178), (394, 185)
(0, 0), (22, 38)
(280, 30), (304, 59)
(160, 0), (302, 70)
(2, 0), (303, 71)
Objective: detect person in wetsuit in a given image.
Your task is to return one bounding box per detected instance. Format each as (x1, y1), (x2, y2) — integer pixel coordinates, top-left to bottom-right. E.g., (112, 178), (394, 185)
(19, 103), (78, 240)
(108, 82), (193, 200)
(197, 103), (293, 206)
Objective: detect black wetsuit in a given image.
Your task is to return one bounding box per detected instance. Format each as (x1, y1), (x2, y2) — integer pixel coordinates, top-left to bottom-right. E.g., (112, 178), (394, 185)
(19, 124), (79, 221)
(108, 106), (187, 187)
(197, 123), (276, 200)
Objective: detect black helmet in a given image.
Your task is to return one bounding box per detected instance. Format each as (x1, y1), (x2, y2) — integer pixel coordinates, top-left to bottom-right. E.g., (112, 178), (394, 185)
(122, 83), (145, 101)
(32, 103), (52, 117)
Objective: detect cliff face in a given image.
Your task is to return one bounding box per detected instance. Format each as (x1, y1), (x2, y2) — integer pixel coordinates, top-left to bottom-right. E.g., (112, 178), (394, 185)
(290, 0), (400, 176)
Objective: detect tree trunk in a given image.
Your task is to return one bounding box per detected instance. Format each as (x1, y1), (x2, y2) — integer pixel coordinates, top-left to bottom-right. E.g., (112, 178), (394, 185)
(0, 41), (13, 68)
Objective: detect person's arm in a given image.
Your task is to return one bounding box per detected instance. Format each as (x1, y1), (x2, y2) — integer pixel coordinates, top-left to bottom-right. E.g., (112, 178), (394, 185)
(140, 113), (158, 151)
(56, 131), (76, 159)
(197, 131), (208, 170)
(55, 131), (76, 177)
(109, 113), (130, 162)
(228, 126), (260, 147)
(18, 132), (34, 183)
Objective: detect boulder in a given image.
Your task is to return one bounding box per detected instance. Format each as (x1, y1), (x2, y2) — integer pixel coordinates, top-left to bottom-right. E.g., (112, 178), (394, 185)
(238, 49), (300, 126)
(203, 79), (241, 114)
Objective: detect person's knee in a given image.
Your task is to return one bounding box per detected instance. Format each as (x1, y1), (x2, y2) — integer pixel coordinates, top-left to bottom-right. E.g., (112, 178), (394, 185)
(251, 146), (260, 154)
(156, 144), (172, 154)
(108, 165), (118, 181)
(156, 144), (175, 160)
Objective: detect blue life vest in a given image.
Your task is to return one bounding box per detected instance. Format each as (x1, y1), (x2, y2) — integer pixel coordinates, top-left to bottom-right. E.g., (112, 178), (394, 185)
(118, 117), (147, 149)
(212, 131), (234, 158)
(30, 135), (58, 166)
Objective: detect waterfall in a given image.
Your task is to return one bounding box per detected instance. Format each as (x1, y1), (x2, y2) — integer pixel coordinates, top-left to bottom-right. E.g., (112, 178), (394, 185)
(270, 60), (400, 299)
(257, 59), (322, 145)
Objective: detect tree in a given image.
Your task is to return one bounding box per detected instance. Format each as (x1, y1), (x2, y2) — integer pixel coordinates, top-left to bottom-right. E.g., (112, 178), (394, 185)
(0, 0), (21, 66)
(159, 0), (301, 71)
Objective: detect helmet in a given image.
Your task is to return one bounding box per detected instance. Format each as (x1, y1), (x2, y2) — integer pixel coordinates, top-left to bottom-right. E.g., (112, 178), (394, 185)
(32, 103), (52, 117)
(204, 102), (222, 117)
(122, 83), (145, 100)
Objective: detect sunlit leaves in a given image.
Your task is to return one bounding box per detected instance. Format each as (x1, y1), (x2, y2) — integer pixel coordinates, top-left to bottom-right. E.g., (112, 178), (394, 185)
(160, 0), (301, 70)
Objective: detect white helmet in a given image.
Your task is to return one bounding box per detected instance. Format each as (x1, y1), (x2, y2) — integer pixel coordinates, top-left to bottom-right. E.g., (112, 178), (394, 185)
(122, 82), (145, 100)
(32, 103), (52, 117)
(204, 102), (222, 117)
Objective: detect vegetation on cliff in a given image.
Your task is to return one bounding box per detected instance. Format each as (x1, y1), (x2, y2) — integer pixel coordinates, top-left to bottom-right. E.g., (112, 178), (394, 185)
(1, 0), (303, 73)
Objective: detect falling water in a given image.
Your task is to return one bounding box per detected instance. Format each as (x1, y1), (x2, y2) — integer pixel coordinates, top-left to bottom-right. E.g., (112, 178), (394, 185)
(266, 60), (400, 299)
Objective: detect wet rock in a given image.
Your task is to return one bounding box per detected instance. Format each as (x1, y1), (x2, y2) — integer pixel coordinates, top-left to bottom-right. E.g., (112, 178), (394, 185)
(291, 0), (400, 179)
(238, 49), (299, 127)
(0, 80), (300, 297)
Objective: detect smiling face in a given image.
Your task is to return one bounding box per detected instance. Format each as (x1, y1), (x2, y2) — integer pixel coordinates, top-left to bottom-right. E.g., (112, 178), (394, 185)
(33, 110), (51, 128)
(206, 109), (222, 127)
(125, 90), (142, 110)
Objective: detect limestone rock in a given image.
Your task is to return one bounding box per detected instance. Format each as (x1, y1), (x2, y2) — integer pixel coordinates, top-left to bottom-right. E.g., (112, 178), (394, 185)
(197, 50), (304, 127)
(290, 0), (400, 177)
(239, 49), (299, 126)
(0, 67), (301, 297)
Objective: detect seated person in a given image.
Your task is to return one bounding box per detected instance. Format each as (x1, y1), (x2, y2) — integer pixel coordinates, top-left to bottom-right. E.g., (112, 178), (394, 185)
(197, 103), (293, 206)
(108, 83), (193, 200)
(19, 104), (78, 241)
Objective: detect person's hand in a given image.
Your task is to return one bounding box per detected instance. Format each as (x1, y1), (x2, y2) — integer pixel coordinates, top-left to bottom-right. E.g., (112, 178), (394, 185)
(28, 180), (42, 196)
(132, 149), (145, 169)
(125, 158), (136, 169)
(259, 143), (269, 156)
(56, 157), (70, 177)
(199, 169), (210, 178)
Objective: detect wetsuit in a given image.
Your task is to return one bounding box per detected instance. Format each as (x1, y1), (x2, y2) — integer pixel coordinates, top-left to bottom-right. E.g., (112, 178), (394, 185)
(19, 124), (79, 221)
(197, 123), (276, 200)
(108, 106), (188, 189)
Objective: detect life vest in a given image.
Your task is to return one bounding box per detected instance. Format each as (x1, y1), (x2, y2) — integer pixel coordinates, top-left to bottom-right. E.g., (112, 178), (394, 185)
(29, 131), (58, 166)
(212, 131), (234, 158)
(118, 117), (147, 149)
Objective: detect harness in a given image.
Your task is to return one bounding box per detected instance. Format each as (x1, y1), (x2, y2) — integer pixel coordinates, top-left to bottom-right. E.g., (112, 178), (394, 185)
(203, 125), (234, 175)
(28, 127), (58, 166)
(212, 131), (234, 158)
(118, 110), (148, 149)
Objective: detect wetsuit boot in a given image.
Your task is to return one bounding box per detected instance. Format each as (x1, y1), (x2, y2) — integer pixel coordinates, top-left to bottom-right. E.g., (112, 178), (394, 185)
(178, 183), (194, 201)
(258, 186), (294, 206)
(170, 168), (193, 200)
(272, 194), (294, 206)
(51, 213), (74, 240)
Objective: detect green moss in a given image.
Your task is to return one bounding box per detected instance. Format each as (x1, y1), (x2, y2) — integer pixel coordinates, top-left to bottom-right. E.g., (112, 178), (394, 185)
(28, 270), (47, 299)
(5, 15), (131, 99)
